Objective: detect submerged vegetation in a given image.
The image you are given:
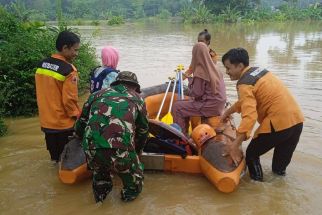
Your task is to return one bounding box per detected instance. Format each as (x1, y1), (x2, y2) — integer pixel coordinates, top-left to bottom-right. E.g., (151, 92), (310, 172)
(0, 94), (6, 136)
(107, 15), (125, 25)
(0, 119), (6, 136)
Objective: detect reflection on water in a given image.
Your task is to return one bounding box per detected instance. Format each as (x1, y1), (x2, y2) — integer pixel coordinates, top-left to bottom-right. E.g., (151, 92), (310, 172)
(1, 22), (322, 214)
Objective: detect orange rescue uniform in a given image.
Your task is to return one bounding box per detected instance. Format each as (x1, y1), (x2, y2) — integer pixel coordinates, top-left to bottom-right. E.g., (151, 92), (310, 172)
(230, 66), (304, 139)
(35, 54), (80, 131)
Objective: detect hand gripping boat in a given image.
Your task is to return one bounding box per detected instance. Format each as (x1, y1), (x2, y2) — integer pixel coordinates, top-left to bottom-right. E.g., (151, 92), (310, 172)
(142, 120), (245, 193)
(191, 123), (246, 193)
(142, 83), (245, 193)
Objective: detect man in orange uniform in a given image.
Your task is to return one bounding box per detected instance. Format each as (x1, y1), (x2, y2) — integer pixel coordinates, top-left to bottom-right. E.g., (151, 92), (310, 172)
(35, 31), (81, 163)
(221, 48), (304, 181)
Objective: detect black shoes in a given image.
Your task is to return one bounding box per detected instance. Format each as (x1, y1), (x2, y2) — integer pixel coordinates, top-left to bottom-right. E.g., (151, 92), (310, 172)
(247, 158), (263, 181)
(273, 169), (286, 176)
(247, 158), (287, 181)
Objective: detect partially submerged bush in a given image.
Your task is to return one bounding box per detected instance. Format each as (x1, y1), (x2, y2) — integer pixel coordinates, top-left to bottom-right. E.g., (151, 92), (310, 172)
(158, 9), (171, 19)
(0, 117), (6, 136)
(0, 93), (6, 136)
(108, 15), (125, 25)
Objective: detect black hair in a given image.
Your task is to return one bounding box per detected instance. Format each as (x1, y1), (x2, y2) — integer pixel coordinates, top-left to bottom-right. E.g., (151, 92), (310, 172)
(222, 48), (249, 67)
(55, 31), (80, 52)
(198, 29), (211, 42)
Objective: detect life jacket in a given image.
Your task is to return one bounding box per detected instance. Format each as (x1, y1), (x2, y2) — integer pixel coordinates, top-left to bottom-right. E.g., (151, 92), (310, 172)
(144, 136), (193, 158)
(237, 67), (269, 86)
(144, 119), (197, 157)
(90, 66), (119, 93)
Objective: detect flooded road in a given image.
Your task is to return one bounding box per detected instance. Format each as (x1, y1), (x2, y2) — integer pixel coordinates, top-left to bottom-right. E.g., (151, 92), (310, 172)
(1, 21), (322, 214)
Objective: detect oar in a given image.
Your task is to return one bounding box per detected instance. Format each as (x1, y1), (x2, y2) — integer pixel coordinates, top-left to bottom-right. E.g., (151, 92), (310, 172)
(161, 77), (177, 125)
(179, 70), (184, 100)
(176, 64), (185, 100)
(155, 80), (172, 121)
(177, 71), (181, 100)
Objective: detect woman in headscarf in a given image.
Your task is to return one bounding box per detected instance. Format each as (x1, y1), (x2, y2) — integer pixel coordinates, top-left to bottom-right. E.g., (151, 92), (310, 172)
(183, 29), (217, 80)
(172, 42), (226, 135)
(90, 46), (120, 93)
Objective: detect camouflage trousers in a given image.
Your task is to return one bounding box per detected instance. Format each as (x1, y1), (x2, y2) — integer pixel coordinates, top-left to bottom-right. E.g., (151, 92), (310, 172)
(85, 148), (144, 202)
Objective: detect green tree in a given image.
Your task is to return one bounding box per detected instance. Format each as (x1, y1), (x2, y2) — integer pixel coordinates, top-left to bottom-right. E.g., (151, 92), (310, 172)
(66, 0), (93, 19)
(56, 0), (63, 22)
(8, 0), (35, 21)
(195, 0), (260, 14)
(143, 0), (162, 16)
(283, 0), (299, 7)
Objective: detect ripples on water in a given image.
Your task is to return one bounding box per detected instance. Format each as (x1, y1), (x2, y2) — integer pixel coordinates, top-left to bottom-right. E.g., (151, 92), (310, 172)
(1, 22), (322, 214)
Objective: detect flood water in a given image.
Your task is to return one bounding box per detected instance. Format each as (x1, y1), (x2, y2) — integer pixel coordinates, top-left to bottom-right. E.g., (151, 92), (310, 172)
(1, 21), (322, 214)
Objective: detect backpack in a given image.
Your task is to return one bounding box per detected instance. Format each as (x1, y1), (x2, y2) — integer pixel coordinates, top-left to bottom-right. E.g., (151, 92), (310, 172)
(90, 66), (119, 93)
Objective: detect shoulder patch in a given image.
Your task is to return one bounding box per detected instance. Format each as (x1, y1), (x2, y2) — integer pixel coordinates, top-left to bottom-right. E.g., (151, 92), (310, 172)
(237, 67), (269, 86)
(39, 57), (73, 76)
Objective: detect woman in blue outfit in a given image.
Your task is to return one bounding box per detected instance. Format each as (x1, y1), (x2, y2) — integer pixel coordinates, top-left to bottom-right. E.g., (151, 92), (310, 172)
(90, 46), (120, 93)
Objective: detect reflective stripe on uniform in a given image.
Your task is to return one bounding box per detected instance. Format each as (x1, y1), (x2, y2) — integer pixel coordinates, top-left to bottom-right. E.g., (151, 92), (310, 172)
(36, 68), (66, 81)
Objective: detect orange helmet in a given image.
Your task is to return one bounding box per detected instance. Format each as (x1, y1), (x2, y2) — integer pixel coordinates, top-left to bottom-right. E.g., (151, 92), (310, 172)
(191, 124), (216, 148)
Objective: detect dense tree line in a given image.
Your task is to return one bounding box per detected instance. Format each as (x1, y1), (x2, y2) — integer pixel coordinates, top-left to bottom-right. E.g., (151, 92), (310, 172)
(0, 0), (319, 21)
(0, 0), (191, 20)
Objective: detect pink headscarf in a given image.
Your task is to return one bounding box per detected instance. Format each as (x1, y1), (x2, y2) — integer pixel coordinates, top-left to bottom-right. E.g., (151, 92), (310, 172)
(101, 46), (119, 69)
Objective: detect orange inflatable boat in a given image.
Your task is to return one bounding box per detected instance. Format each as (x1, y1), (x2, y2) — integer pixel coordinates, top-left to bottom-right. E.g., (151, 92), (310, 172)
(59, 137), (91, 184)
(142, 83), (245, 193)
(142, 119), (245, 193)
(191, 123), (245, 193)
(59, 83), (245, 193)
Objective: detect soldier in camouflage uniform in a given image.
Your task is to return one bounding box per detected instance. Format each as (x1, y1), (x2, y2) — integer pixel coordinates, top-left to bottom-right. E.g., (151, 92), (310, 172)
(75, 71), (149, 203)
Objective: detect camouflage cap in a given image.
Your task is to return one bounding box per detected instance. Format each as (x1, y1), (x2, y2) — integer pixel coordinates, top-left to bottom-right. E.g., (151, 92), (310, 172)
(110, 71), (141, 93)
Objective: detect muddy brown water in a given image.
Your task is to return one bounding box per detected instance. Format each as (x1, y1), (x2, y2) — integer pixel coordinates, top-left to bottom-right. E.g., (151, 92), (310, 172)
(1, 22), (322, 214)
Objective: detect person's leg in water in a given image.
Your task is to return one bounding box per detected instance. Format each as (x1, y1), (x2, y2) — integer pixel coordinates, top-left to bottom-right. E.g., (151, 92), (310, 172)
(246, 123), (303, 181)
(45, 132), (58, 162)
(271, 123), (303, 176)
(114, 149), (144, 202)
(90, 149), (114, 203)
(45, 130), (73, 163)
(246, 136), (272, 181)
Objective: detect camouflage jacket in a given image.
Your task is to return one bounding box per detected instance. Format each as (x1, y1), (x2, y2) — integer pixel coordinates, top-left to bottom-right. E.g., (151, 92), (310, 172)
(75, 84), (149, 152)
